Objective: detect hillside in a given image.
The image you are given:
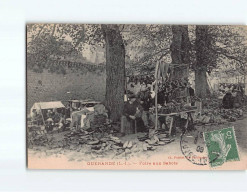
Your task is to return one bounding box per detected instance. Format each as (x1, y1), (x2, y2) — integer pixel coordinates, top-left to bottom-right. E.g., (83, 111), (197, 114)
(27, 66), (106, 111)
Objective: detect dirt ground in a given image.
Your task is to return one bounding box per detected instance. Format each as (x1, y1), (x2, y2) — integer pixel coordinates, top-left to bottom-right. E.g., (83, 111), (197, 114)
(28, 116), (247, 166)
(231, 116), (247, 151)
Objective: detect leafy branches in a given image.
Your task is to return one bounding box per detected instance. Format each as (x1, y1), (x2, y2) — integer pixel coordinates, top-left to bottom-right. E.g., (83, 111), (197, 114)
(27, 24), (247, 77)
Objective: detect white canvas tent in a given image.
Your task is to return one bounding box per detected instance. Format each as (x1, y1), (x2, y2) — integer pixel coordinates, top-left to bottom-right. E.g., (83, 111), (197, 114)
(30, 101), (65, 117)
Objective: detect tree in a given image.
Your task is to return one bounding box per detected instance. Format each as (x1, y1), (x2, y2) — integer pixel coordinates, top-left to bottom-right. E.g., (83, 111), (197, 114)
(170, 25), (191, 65)
(27, 24), (247, 118)
(169, 25), (191, 82)
(123, 25), (172, 75)
(27, 24), (126, 121)
(102, 25), (126, 121)
(193, 25), (247, 98)
(27, 24), (86, 74)
(194, 25), (214, 98)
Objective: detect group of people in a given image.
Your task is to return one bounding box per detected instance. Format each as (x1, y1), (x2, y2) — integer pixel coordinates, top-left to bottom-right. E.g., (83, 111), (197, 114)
(122, 80), (196, 135)
(222, 88), (244, 109)
(31, 108), (68, 132)
(219, 83), (244, 94)
(31, 109), (43, 126)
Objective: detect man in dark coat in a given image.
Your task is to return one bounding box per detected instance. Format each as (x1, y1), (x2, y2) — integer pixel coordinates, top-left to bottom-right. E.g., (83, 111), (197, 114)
(137, 85), (152, 128)
(121, 94), (143, 134)
(188, 83), (195, 106)
(222, 91), (234, 109)
(64, 104), (71, 119)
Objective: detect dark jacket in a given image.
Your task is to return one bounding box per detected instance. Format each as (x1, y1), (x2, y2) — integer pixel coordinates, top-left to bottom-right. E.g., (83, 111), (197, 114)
(188, 87), (195, 97)
(123, 101), (139, 117)
(137, 90), (152, 111)
(222, 92), (234, 109)
(53, 112), (62, 123)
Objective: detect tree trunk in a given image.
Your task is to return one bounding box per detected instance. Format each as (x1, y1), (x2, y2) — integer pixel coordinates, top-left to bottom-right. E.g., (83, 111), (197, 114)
(195, 25), (211, 98)
(245, 74), (247, 96)
(170, 25), (190, 64)
(102, 25), (125, 122)
(170, 25), (190, 81)
(195, 69), (210, 98)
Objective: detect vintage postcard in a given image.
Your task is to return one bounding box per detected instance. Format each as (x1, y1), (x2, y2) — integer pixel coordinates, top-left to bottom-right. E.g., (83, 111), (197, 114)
(26, 24), (247, 170)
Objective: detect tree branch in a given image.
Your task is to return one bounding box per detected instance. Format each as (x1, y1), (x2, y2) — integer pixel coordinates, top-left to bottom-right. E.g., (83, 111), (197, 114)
(131, 47), (170, 67)
(215, 48), (245, 65)
(35, 24), (47, 40)
(66, 26), (85, 54)
(51, 24), (56, 37)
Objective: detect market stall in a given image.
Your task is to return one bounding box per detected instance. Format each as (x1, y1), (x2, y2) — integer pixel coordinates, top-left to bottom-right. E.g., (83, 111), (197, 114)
(153, 61), (198, 134)
(30, 101), (65, 122)
(28, 101), (66, 134)
(125, 61), (199, 136)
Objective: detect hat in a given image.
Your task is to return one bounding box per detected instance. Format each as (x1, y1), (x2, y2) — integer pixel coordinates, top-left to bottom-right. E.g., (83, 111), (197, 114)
(47, 118), (53, 122)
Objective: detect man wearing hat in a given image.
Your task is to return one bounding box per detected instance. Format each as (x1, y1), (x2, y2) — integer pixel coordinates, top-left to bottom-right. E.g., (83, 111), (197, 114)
(121, 94), (142, 134)
(137, 84), (152, 128)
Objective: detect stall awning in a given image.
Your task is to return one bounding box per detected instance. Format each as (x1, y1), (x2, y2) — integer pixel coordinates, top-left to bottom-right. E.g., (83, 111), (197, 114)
(30, 101), (65, 115)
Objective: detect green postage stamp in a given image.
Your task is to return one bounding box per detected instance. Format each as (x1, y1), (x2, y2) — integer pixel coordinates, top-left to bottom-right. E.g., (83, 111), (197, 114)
(204, 127), (240, 167)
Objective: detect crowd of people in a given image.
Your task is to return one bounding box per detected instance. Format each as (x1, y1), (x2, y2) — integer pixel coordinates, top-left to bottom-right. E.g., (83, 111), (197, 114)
(30, 80), (245, 136)
(31, 108), (70, 132)
(121, 81), (196, 135)
(219, 83), (244, 94)
(222, 84), (245, 109)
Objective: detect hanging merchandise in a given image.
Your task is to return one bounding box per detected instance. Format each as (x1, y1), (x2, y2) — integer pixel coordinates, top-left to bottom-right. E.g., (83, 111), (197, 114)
(159, 61), (170, 81)
(153, 62), (197, 130)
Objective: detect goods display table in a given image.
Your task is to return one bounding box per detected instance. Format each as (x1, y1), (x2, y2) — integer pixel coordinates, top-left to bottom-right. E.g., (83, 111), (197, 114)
(157, 109), (197, 136)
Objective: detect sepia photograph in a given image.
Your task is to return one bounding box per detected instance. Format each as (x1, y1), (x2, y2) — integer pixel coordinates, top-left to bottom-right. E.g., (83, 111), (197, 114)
(2, 0), (247, 193)
(26, 24), (247, 170)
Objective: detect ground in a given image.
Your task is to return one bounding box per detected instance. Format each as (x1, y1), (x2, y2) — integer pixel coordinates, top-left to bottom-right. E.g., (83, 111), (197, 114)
(28, 115), (247, 168)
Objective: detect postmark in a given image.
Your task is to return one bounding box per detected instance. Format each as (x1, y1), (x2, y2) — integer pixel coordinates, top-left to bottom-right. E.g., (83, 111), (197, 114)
(203, 127), (240, 167)
(180, 128), (208, 166)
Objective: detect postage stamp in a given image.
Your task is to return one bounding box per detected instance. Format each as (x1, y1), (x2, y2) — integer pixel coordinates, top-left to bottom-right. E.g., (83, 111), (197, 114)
(204, 127), (240, 167)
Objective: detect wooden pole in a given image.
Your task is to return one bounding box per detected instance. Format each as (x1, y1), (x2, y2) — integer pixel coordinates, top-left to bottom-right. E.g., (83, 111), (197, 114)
(154, 61), (160, 130)
(155, 80), (158, 130)
(245, 66), (247, 96)
(38, 103), (46, 126)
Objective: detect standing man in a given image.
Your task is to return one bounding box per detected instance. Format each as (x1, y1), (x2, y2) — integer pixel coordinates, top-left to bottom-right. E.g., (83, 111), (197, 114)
(121, 94), (141, 134)
(137, 84), (152, 129)
(64, 104), (71, 119)
(187, 83), (195, 106)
